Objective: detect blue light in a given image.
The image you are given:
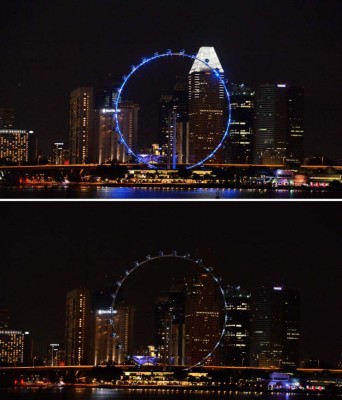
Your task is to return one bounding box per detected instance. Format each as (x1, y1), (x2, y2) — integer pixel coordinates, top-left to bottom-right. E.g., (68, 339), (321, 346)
(114, 50), (231, 169)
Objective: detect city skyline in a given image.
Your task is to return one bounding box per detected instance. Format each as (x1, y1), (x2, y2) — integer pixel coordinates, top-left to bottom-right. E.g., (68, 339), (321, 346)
(0, 201), (340, 366)
(0, 1), (341, 160)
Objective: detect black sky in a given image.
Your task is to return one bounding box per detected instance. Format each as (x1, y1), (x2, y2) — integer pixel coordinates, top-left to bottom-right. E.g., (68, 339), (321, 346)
(0, 0), (341, 159)
(0, 201), (341, 365)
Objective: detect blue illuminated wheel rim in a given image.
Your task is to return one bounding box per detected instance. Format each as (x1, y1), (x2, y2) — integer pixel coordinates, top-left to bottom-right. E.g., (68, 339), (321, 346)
(111, 251), (228, 370)
(114, 50), (231, 169)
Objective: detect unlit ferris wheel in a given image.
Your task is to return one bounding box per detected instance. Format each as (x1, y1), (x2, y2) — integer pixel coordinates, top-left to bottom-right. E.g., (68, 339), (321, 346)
(109, 251), (228, 370)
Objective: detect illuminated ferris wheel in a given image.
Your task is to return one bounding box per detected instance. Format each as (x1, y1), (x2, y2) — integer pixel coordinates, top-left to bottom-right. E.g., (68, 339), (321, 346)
(109, 251), (228, 370)
(114, 49), (231, 169)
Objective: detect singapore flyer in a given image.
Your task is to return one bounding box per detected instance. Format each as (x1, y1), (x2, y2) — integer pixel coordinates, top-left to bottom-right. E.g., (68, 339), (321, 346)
(114, 49), (231, 169)
(110, 251), (228, 370)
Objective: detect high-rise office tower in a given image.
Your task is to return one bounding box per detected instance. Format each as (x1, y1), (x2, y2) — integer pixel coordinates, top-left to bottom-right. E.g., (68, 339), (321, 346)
(96, 85), (140, 164)
(188, 46), (226, 164)
(168, 282), (185, 366)
(65, 288), (90, 365)
(286, 86), (304, 164)
(47, 343), (61, 366)
(0, 108), (14, 129)
(51, 142), (68, 165)
(0, 330), (25, 366)
(113, 303), (135, 364)
(222, 286), (251, 366)
(0, 129), (29, 163)
(69, 88), (95, 164)
(224, 84), (255, 164)
(154, 282), (185, 367)
(249, 286), (300, 368)
(90, 291), (114, 366)
(96, 87), (117, 164)
(117, 101), (140, 162)
(92, 308), (116, 366)
(254, 84), (304, 165)
(184, 272), (222, 366)
(159, 77), (189, 165)
(155, 294), (170, 363)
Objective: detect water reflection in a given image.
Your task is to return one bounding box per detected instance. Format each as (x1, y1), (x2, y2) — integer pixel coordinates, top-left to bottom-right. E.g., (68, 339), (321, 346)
(0, 185), (339, 199)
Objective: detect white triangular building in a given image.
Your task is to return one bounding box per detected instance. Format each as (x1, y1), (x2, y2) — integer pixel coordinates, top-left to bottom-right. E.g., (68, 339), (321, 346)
(189, 46), (224, 74)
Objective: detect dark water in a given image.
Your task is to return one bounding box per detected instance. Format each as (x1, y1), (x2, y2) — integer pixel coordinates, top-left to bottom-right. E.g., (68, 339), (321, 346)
(0, 388), (338, 400)
(0, 185), (341, 199)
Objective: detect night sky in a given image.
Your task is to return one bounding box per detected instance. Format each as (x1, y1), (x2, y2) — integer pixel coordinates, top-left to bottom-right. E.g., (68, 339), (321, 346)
(0, 201), (341, 365)
(0, 0), (341, 159)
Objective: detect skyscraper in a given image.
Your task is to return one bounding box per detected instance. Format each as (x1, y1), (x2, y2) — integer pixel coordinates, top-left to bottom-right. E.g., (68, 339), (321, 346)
(96, 86), (140, 164)
(184, 272), (222, 366)
(0, 129), (29, 163)
(155, 294), (170, 363)
(51, 142), (68, 165)
(254, 84), (304, 165)
(65, 288), (90, 365)
(89, 291), (114, 366)
(0, 330), (24, 366)
(224, 84), (255, 164)
(188, 46), (226, 164)
(117, 101), (140, 162)
(249, 286), (300, 368)
(222, 286), (251, 366)
(69, 87), (95, 164)
(287, 86), (304, 164)
(159, 77), (189, 165)
(113, 303), (135, 364)
(154, 280), (186, 367)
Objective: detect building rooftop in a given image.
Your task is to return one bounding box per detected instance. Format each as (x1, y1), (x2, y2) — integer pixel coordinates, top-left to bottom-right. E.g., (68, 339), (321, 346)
(189, 46), (224, 74)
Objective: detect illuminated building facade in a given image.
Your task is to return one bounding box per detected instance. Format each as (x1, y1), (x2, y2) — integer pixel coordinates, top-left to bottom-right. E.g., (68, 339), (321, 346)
(286, 86), (304, 164)
(90, 291), (115, 366)
(69, 87), (95, 164)
(155, 295), (170, 363)
(51, 142), (68, 165)
(0, 108), (14, 129)
(92, 308), (116, 366)
(254, 84), (288, 164)
(0, 330), (24, 366)
(0, 129), (28, 163)
(188, 46), (225, 164)
(65, 288), (90, 365)
(159, 77), (189, 165)
(222, 286), (251, 366)
(47, 343), (61, 366)
(224, 84), (255, 164)
(96, 87), (117, 164)
(184, 272), (222, 366)
(117, 101), (140, 162)
(97, 109), (115, 164)
(168, 283), (185, 366)
(254, 84), (304, 165)
(154, 282), (185, 366)
(90, 289), (135, 366)
(250, 286), (300, 368)
(113, 303), (136, 364)
(96, 85), (139, 164)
